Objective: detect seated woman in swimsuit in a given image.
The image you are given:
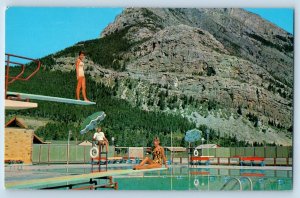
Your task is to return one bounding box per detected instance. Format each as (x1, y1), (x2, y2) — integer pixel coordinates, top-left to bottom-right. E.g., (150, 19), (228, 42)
(133, 137), (168, 170)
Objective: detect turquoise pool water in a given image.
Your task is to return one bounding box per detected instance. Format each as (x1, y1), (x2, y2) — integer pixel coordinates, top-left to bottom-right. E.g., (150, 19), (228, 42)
(114, 166), (292, 190)
(5, 165), (292, 190)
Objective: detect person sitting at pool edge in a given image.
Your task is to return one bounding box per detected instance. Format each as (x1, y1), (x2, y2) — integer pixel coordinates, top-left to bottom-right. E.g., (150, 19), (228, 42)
(133, 137), (168, 170)
(93, 127), (109, 152)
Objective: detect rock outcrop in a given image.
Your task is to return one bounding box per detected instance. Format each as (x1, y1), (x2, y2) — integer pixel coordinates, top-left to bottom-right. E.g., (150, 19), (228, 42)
(48, 8), (293, 145)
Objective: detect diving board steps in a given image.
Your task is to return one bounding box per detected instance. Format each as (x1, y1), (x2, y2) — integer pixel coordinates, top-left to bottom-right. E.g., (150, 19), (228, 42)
(7, 91), (96, 105)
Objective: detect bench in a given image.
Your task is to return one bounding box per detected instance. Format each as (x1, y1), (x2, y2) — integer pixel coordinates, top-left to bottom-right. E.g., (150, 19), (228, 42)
(190, 156), (211, 165)
(5, 159), (24, 164)
(240, 157), (265, 166)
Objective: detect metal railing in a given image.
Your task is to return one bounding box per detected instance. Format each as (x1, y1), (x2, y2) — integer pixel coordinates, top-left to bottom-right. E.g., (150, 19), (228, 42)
(241, 177), (253, 190)
(5, 53), (41, 98)
(220, 177), (253, 191)
(220, 177), (242, 190)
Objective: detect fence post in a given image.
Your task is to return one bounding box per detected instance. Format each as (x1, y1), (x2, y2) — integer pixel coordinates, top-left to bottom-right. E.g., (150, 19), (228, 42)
(66, 144), (68, 164)
(48, 144), (50, 165)
(75, 145), (77, 162)
(38, 144), (41, 164)
(84, 146), (86, 164)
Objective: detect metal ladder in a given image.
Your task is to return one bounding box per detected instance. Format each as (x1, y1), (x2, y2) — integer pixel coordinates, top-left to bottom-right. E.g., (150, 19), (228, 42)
(98, 145), (108, 172)
(91, 143), (108, 172)
(220, 177), (253, 191)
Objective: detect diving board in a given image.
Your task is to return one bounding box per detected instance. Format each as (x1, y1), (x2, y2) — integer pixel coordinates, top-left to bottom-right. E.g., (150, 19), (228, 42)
(6, 168), (167, 189)
(7, 91), (95, 105)
(5, 99), (38, 110)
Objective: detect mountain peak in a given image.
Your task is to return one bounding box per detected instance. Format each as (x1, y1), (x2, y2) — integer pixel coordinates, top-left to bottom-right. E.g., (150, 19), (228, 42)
(101, 8), (293, 84)
(45, 8), (293, 145)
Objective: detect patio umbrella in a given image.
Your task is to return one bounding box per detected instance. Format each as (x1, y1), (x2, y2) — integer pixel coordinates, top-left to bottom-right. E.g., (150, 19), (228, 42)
(80, 111), (106, 134)
(184, 129), (202, 143)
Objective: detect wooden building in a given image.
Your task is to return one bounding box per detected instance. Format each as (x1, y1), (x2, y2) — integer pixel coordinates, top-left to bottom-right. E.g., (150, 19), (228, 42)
(5, 117), (45, 164)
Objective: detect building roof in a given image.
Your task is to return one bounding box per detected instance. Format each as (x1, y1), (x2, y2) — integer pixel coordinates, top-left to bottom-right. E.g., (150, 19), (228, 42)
(5, 117), (48, 144)
(78, 140), (92, 146)
(195, 144), (220, 149)
(5, 117), (28, 128)
(33, 134), (49, 144)
(166, 147), (186, 152)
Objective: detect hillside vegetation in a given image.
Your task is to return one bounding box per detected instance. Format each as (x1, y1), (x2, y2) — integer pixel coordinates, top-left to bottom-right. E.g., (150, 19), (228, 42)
(6, 67), (267, 147)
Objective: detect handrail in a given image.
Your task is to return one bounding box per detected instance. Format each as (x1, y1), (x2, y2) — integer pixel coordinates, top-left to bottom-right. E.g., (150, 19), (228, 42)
(5, 53), (41, 81)
(7, 64), (25, 84)
(240, 177), (253, 190)
(6, 53), (41, 61)
(220, 177), (242, 190)
(4, 59), (25, 84)
(220, 177), (254, 191)
(5, 53), (41, 98)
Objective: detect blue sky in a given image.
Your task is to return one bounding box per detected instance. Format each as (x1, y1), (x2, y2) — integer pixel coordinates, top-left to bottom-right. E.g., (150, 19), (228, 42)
(6, 8), (294, 60)
(244, 8), (294, 34)
(6, 8), (123, 59)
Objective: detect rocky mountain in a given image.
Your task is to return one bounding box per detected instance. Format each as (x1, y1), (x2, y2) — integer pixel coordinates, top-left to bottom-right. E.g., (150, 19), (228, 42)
(47, 8), (293, 145)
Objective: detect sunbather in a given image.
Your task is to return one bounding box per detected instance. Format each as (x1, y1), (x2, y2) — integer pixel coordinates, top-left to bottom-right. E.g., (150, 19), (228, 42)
(133, 137), (168, 170)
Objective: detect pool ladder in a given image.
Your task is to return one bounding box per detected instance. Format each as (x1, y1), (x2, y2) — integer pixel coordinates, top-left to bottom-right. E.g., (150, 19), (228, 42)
(220, 177), (253, 191)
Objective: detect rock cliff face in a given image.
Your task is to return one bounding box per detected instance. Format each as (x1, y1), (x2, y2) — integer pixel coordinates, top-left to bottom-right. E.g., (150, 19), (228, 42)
(102, 8), (293, 85)
(49, 8), (293, 145)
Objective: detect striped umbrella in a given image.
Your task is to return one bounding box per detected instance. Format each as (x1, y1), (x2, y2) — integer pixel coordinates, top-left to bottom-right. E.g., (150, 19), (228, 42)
(185, 129), (202, 143)
(80, 111), (106, 135)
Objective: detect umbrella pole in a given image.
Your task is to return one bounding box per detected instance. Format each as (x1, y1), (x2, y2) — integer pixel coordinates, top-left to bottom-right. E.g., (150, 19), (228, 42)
(188, 142), (191, 168)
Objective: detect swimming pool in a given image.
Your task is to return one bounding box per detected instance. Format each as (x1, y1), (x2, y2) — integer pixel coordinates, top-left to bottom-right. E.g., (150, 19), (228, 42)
(5, 165), (292, 190)
(114, 166), (292, 190)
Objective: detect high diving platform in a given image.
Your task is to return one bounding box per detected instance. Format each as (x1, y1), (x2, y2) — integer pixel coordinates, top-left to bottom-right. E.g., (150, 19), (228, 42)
(6, 168), (167, 190)
(5, 99), (38, 110)
(5, 53), (95, 109)
(7, 91), (96, 106)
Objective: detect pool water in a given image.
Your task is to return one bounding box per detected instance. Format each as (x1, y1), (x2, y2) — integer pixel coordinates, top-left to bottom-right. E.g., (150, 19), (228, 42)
(5, 165), (292, 190)
(114, 166), (292, 190)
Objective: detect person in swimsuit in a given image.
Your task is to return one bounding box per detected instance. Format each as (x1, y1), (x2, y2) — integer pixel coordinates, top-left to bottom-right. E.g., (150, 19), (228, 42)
(76, 51), (90, 101)
(133, 137), (168, 170)
(93, 127), (109, 152)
